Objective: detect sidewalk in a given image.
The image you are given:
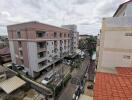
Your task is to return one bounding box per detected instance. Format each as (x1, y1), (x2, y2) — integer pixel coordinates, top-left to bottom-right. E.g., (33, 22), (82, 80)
(84, 81), (93, 97)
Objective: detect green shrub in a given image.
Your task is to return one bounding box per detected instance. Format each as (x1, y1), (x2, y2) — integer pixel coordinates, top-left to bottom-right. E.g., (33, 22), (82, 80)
(54, 74), (71, 96)
(3, 96), (22, 100)
(63, 74), (71, 86)
(55, 83), (63, 96)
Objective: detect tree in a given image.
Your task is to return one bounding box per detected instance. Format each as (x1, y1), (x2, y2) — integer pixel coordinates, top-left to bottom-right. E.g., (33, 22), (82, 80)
(78, 35), (97, 59)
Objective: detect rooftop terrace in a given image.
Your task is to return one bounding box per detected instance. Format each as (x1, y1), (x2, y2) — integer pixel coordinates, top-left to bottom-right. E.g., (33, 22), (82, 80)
(94, 67), (132, 100)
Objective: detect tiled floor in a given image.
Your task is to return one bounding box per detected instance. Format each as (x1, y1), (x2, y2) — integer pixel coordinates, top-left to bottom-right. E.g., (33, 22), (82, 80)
(116, 67), (132, 76)
(93, 72), (132, 100)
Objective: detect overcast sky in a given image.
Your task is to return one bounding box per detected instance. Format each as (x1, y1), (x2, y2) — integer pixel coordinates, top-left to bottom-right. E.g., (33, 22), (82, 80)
(0, 0), (127, 36)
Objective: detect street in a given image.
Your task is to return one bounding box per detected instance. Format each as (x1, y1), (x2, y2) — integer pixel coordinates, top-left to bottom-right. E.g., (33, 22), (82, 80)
(58, 56), (90, 100)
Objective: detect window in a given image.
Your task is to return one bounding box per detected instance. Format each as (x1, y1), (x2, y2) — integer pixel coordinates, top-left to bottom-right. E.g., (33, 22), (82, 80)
(37, 42), (46, 48)
(54, 48), (58, 53)
(17, 31), (21, 38)
(54, 32), (57, 38)
(60, 40), (63, 45)
(38, 60), (47, 68)
(123, 55), (131, 59)
(125, 33), (132, 36)
(60, 33), (62, 37)
(68, 34), (69, 37)
(64, 40), (66, 44)
(36, 31), (46, 38)
(64, 33), (66, 37)
(18, 41), (22, 47)
(54, 41), (57, 47)
(38, 51), (46, 58)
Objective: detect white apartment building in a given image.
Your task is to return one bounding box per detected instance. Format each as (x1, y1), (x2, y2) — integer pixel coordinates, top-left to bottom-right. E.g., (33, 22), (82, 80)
(98, 0), (132, 71)
(7, 22), (79, 78)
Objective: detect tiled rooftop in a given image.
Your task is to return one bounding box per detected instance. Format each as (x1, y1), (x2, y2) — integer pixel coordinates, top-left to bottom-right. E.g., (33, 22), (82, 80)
(93, 72), (132, 100)
(116, 67), (132, 76)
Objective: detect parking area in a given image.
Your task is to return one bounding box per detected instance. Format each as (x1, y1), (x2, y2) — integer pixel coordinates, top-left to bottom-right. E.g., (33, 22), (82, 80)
(35, 62), (70, 86)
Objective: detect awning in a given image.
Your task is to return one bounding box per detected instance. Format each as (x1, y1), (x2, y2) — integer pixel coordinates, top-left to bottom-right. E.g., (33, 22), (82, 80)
(0, 76), (26, 94)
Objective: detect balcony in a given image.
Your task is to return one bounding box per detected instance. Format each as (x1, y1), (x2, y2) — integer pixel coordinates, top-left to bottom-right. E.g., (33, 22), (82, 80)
(38, 60), (47, 69)
(54, 48), (58, 53)
(36, 31), (46, 38)
(38, 51), (46, 59)
(54, 41), (58, 48)
(60, 47), (63, 52)
(37, 42), (47, 52)
(60, 40), (63, 47)
(54, 32), (58, 38)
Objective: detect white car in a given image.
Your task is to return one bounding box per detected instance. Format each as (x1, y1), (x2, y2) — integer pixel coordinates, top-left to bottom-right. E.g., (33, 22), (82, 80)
(67, 60), (71, 65)
(41, 72), (53, 85)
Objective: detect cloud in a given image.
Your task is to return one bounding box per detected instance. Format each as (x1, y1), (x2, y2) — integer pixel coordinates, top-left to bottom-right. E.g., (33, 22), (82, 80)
(73, 0), (94, 5)
(0, 0), (126, 36)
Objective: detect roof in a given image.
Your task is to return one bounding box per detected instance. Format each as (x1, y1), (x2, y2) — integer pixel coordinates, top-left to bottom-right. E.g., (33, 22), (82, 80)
(0, 76), (26, 94)
(0, 47), (10, 55)
(79, 34), (91, 36)
(113, 0), (132, 17)
(116, 67), (132, 76)
(7, 21), (71, 31)
(94, 72), (132, 100)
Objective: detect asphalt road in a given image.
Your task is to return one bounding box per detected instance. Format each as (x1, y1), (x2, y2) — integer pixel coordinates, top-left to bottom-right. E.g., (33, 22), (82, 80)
(58, 57), (90, 100)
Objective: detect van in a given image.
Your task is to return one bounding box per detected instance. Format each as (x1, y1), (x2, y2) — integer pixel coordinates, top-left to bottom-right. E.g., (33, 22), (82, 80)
(41, 72), (54, 85)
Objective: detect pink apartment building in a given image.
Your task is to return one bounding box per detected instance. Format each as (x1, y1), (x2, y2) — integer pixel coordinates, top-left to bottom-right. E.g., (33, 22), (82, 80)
(7, 21), (79, 78)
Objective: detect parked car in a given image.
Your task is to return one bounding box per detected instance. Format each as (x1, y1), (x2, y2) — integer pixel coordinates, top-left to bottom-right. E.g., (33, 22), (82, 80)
(62, 60), (71, 65)
(41, 72), (54, 85)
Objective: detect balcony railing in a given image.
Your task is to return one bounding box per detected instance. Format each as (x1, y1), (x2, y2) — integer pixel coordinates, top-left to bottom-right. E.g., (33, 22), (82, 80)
(37, 42), (47, 52)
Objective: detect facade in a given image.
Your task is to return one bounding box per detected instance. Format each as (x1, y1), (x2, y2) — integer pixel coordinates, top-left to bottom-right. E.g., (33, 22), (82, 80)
(7, 21), (78, 78)
(0, 36), (9, 49)
(0, 47), (11, 64)
(61, 25), (79, 54)
(97, 1), (132, 70)
(79, 34), (91, 40)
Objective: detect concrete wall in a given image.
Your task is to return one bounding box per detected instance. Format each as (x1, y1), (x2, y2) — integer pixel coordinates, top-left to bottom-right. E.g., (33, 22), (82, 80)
(9, 41), (16, 63)
(125, 2), (132, 16)
(27, 42), (38, 77)
(98, 17), (132, 69)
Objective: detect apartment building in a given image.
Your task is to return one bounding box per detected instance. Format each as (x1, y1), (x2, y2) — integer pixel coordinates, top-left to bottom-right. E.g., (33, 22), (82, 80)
(79, 34), (91, 40)
(98, 0), (132, 71)
(62, 25), (79, 55)
(7, 21), (78, 78)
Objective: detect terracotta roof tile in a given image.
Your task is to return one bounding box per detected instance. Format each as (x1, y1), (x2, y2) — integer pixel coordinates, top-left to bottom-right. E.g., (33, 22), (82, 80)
(93, 72), (132, 100)
(116, 67), (132, 76)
